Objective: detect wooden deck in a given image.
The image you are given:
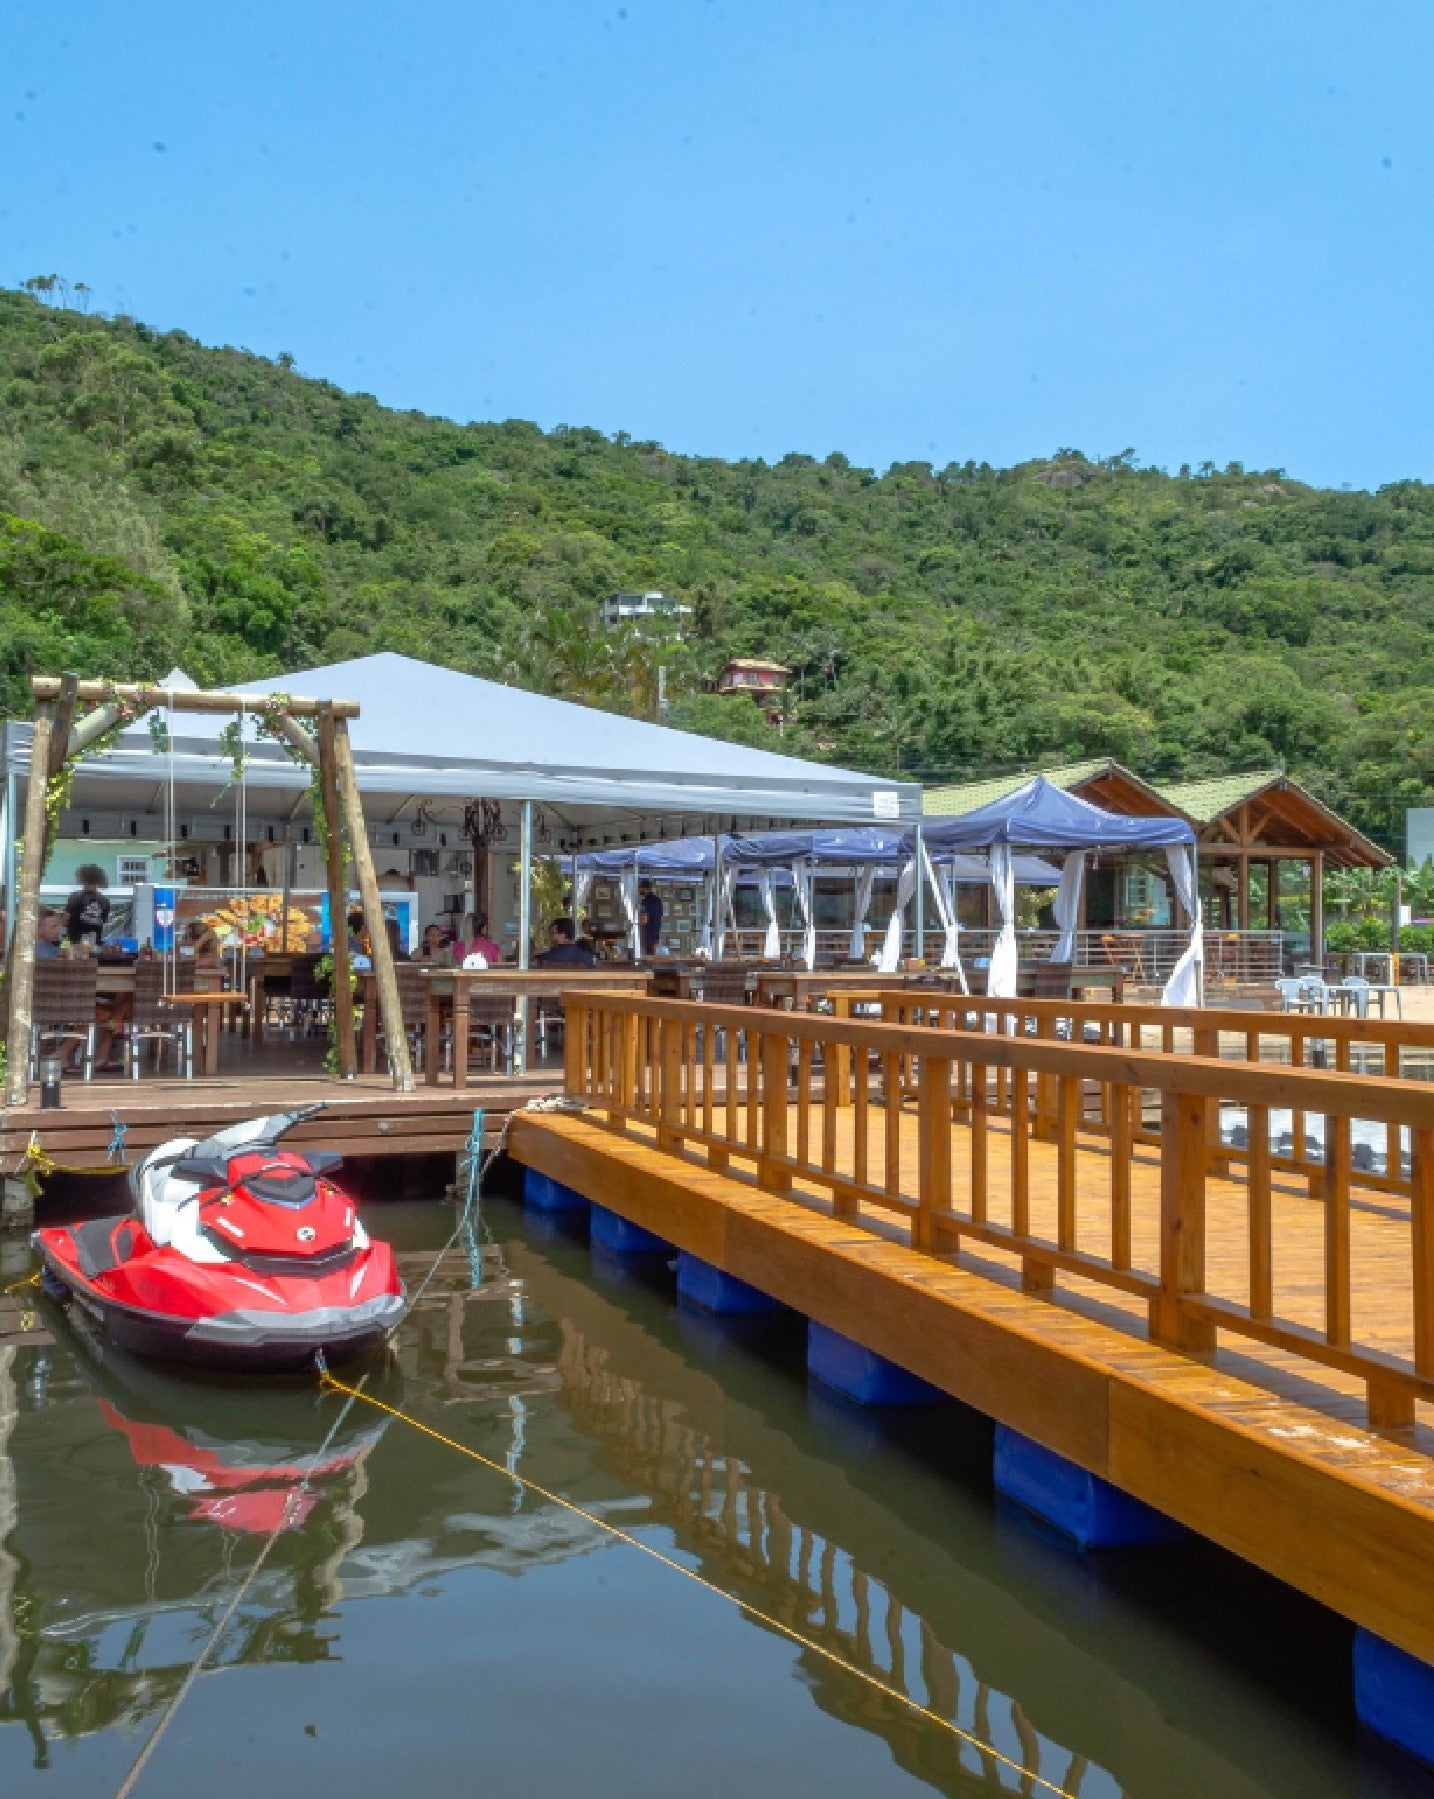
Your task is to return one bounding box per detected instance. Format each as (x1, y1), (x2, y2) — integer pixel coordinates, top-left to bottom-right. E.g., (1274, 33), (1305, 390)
(509, 991), (1434, 1672)
(0, 1065), (563, 1189)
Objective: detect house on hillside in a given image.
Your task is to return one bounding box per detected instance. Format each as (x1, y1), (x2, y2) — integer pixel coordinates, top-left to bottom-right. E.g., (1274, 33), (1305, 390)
(715, 658), (792, 727)
(599, 590), (692, 632)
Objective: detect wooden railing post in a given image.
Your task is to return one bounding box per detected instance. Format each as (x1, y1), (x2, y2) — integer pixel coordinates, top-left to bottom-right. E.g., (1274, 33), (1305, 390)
(758, 1026), (792, 1193)
(1152, 1089), (1216, 1351)
(1194, 1025), (1230, 1174)
(564, 1000), (587, 1097)
(1033, 1016), (1060, 1141)
(830, 994), (854, 1107)
(658, 1017), (684, 1152)
(916, 1055), (952, 1253)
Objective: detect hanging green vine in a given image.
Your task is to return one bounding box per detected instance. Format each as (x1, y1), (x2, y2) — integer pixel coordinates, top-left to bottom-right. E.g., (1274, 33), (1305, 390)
(254, 698), (356, 1075)
(36, 692), (140, 879)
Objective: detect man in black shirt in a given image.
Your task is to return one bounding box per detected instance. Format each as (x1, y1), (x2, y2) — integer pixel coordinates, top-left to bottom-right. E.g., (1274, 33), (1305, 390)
(65, 864), (111, 946)
(638, 880), (664, 957)
(538, 918), (596, 967)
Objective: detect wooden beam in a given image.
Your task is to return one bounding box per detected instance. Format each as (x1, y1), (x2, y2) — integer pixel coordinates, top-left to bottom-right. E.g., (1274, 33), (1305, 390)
(45, 675), (78, 780)
(265, 713), (320, 768)
(330, 716), (412, 1092)
(316, 704), (357, 1082)
(66, 700), (126, 761)
(5, 707), (54, 1106)
(28, 677), (359, 719)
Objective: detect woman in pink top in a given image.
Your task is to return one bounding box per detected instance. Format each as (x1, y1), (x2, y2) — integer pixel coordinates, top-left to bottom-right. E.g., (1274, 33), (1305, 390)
(457, 912), (502, 966)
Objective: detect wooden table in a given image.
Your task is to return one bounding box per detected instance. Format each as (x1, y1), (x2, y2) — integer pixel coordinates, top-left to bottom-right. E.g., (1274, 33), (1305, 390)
(242, 955), (295, 1038)
(419, 969), (652, 1088)
(167, 992), (250, 1076)
(753, 969), (919, 1010)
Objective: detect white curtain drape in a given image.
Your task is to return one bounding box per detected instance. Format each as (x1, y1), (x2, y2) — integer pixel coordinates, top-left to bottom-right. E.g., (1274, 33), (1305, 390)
(756, 870), (781, 961)
(987, 843), (1018, 997)
(1161, 844), (1204, 1007)
(791, 860), (817, 970)
(1052, 851), (1085, 963)
(878, 860), (917, 973)
(850, 865), (877, 961)
(926, 851), (968, 991)
(715, 859), (738, 958)
(618, 866), (641, 961)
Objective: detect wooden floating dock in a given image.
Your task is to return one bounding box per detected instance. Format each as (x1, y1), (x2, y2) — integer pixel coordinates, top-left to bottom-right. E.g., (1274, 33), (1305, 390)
(507, 991), (1434, 1713)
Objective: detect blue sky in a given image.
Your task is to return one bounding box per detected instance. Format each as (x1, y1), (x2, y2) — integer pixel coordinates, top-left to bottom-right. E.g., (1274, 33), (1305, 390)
(1, 1), (1428, 488)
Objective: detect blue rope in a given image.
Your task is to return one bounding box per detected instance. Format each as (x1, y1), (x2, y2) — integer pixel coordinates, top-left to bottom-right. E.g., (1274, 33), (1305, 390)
(460, 1108), (485, 1289)
(107, 1113), (128, 1166)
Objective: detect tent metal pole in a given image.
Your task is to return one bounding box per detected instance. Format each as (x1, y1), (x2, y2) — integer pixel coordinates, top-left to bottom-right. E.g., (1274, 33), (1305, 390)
(711, 834), (722, 956)
(913, 820), (926, 965)
(1, 769), (13, 951)
(517, 800), (532, 1075)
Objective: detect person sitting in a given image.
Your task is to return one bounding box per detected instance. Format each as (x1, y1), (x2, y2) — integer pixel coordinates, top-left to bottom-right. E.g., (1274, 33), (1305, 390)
(384, 916), (410, 963)
(458, 912), (502, 966)
(65, 863), (112, 948)
(35, 908), (64, 959)
(418, 923), (451, 964)
(538, 917), (596, 968)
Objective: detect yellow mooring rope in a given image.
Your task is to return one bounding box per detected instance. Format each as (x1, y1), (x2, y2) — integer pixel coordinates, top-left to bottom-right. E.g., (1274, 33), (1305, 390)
(320, 1375), (1082, 1799)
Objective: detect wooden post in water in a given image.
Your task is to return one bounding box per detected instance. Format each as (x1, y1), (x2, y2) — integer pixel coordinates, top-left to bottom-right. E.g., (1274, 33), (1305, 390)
(5, 705), (54, 1107)
(330, 717), (411, 1092)
(315, 704), (357, 1081)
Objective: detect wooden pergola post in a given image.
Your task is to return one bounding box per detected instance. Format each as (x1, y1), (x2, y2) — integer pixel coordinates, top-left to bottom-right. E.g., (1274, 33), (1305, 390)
(315, 704), (357, 1081)
(1311, 850), (1325, 968)
(5, 706), (54, 1107)
(330, 717), (412, 1092)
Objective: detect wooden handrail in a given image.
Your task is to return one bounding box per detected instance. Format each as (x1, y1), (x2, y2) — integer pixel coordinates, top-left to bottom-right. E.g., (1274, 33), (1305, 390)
(561, 991), (1434, 1430)
(838, 988), (1434, 1055)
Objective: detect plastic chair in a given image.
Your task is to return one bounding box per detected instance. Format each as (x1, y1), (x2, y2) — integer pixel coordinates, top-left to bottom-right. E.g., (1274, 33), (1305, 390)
(1338, 976), (1371, 1019)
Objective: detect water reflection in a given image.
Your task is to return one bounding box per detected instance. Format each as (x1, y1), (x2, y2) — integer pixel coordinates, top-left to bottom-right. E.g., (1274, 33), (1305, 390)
(0, 1198), (1383, 1796)
(0, 1334), (387, 1764)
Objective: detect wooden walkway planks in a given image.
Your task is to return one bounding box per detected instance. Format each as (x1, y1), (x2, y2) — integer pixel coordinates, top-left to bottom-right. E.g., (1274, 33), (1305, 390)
(512, 1107), (1434, 1668)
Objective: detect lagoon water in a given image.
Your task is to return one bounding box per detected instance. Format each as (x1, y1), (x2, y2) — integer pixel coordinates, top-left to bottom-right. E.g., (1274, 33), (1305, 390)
(1, 1183), (1429, 1799)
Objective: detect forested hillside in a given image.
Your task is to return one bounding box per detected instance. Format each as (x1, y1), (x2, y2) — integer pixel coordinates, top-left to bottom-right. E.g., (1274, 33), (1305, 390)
(1, 283), (1430, 845)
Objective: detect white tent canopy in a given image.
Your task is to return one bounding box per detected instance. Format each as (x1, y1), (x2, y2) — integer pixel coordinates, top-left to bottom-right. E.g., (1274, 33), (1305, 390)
(22, 653), (919, 843)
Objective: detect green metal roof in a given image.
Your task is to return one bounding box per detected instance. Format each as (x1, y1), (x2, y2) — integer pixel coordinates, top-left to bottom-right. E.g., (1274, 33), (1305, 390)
(921, 759), (1116, 817)
(1155, 771), (1284, 824)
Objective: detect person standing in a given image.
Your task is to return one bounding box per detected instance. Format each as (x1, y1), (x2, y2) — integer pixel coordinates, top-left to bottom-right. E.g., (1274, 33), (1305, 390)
(65, 864), (111, 946)
(638, 880), (664, 957)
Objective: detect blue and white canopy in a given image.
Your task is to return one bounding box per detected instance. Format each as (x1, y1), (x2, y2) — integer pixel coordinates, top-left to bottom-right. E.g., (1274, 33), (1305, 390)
(922, 777), (1201, 1004)
(920, 776), (1194, 854)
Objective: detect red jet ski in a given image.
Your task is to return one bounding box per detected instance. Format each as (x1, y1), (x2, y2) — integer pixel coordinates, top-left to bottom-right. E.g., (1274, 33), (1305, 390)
(35, 1110), (407, 1371)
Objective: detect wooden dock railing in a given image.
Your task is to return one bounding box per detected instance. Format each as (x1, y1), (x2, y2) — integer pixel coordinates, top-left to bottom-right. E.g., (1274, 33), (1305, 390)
(562, 991), (1434, 1431)
(833, 990), (1434, 1210)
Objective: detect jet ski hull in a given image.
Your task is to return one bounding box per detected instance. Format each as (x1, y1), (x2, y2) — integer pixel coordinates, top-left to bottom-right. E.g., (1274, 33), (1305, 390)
(36, 1215), (406, 1373)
